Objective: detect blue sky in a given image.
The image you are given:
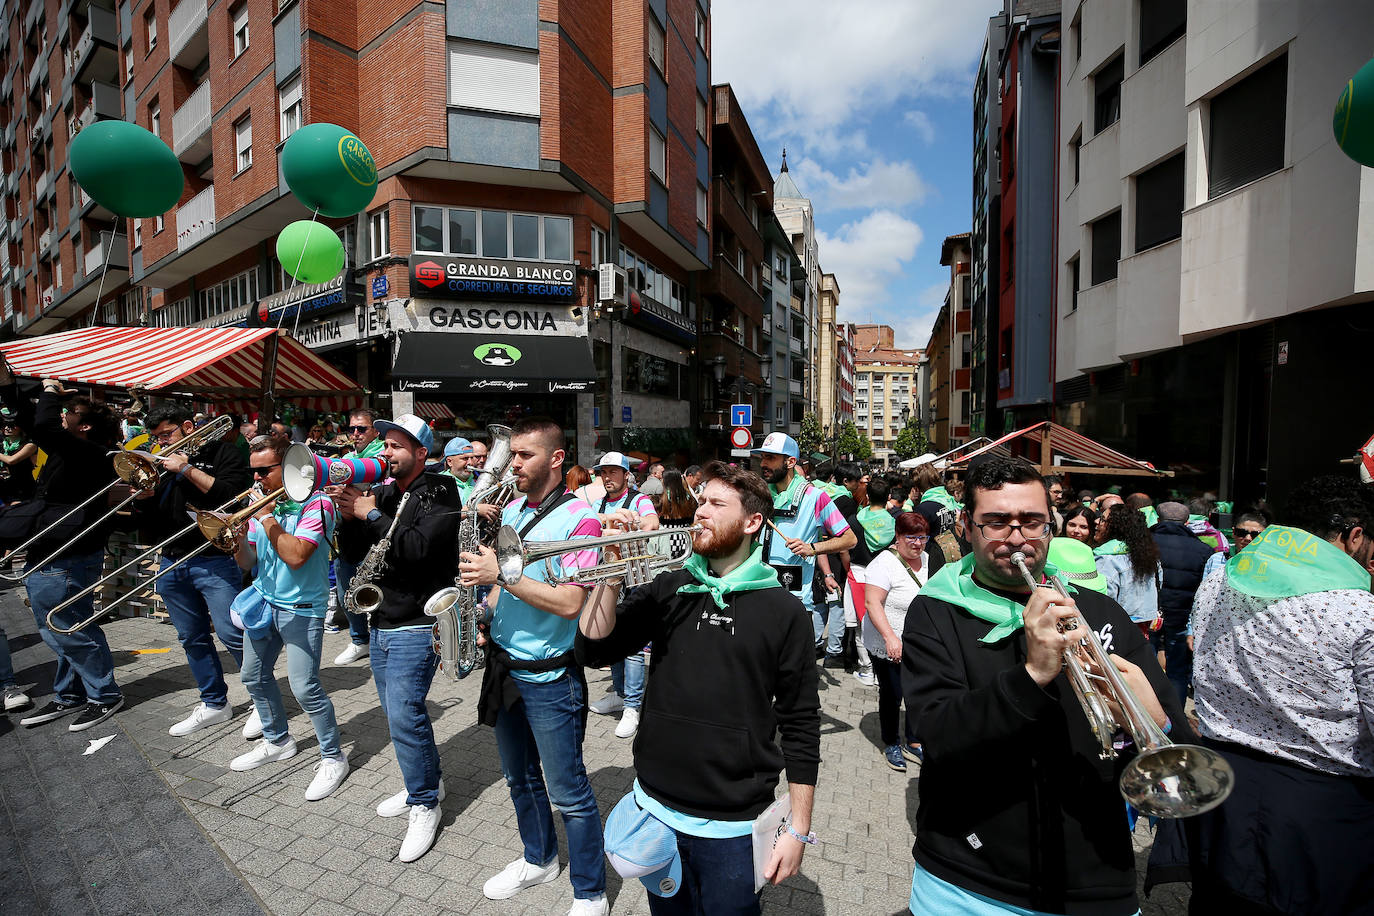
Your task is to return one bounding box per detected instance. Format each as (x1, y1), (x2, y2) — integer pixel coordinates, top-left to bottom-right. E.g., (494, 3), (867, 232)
(712, 0), (1002, 350)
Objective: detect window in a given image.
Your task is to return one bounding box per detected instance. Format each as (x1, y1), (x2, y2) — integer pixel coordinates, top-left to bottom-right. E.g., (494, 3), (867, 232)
(124, 47), (133, 84)
(414, 205), (444, 252)
(696, 184), (707, 225)
(696, 94), (707, 137)
(511, 213), (539, 259)
(279, 77), (302, 141)
(619, 244), (683, 312)
(1070, 11), (1081, 65)
(411, 206), (573, 262)
(1140, 0), (1185, 66)
(1090, 210), (1121, 285)
(144, 8), (156, 54)
(960, 391), (971, 424)
(1134, 152), (1184, 251)
(694, 6), (706, 48)
(1208, 54), (1287, 199)
(132, 219), (141, 249)
(234, 114), (252, 171)
(960, 334), (972, 369)
(154, 214), (163, 233)
(591, 226), (608, 266)
(231, 3), (250, 57)
(149, 101), (160, 139)
(449, 209), (477, 255)
(1094, 54), (1123, 135)
(1069, 256), (1080, 313)
(481, 210), (507, 258)
(368, 208), (389, 261)
(736, 247), (745, 276)
(647, 16), (665, 75)
(648, 126), (666, 184)
(1071, 129), (1081, 185)
(152, 296), (194, 327)
(198, 268), (259, 322)
(448, 40), (539, 117)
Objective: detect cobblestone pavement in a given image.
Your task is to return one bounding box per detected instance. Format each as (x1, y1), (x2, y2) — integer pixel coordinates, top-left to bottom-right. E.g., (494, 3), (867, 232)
(0, 593), (1190, 915)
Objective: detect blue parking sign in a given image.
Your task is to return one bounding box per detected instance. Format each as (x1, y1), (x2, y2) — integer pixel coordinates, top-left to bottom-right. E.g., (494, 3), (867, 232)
(730, 404), (752, 427)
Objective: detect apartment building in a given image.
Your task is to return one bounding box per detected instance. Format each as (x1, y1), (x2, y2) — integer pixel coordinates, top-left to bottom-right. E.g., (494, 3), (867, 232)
(970, 12), (1006, 439)
(936, 232), (973, 444)
(815, 271), (851, 432)
(773, 152), (818, 436)
(854, 330), (923, 468)
(761, 208), (803, 435)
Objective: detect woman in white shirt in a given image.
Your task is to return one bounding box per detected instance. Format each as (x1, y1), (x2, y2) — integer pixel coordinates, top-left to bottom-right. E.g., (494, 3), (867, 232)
(863, 511), (931, 773)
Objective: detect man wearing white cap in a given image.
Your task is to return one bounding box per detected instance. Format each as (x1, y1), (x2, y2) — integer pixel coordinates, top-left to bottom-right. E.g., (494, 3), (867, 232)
(751, 432), (856, 654)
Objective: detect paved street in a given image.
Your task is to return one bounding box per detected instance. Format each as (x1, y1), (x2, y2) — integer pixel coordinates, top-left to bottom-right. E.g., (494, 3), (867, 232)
(0, 593), (1190, 915)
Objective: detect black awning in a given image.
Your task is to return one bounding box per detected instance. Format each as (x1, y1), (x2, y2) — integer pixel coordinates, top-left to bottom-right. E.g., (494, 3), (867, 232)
(391, 332), (596, 395)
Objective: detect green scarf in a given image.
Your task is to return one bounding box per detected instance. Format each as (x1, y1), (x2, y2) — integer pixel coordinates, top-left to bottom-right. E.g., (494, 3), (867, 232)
(680, 545), (782, 610)
(920, 552), (1076, 644)
(1227, 525), (1371, 598)
(347, 437), (386, 460)
(819, 480), (849, 500)
(2, 437), (20, 455)
(920, 486), (961, 513)
(1139, 506), (1158, 528)
(857, 505), (895, 551)
(1093, 539), (1129, 556)
(769, 473), (809, 511)
(273, 499), (303, 517)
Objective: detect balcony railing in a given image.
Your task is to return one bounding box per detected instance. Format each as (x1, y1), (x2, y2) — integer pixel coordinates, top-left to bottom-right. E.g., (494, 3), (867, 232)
(27, 54), (44, 92)
(169, 0), (209, 67)
(84, 230), (128, 274)
(172, 80), (210, 158)
(176, 185), (215, 252)
(34, 169), (50, 199)
(38, 226), (51, 250)
(42, 285), (54, 311)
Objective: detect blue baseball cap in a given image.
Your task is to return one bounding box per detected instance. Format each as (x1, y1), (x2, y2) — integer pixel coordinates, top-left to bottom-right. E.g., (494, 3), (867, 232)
(594, 450), (632, 471)
(603, 793), (682, 897)
(751, 431), (800, 460)
(373, 414), (434, 452)
(443, 437), (473, 458)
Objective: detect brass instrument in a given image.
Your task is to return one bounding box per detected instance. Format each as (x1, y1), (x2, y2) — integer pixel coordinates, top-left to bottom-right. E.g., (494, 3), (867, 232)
(1008, 551), (1234, 818)
(345, 491), (412, 614)
(496, 524), (700, 588)
(1, 414), (235, 581)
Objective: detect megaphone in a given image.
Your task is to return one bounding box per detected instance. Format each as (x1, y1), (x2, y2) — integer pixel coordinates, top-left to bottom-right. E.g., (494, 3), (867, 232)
(283, 444), (389, 495)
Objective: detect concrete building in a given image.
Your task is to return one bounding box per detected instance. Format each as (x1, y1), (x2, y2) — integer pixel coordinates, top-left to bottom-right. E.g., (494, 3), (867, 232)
(1056, 0), (1374, 508)
(815, 272), (851, 431)
(935, 232), (973, 446)
(762, 208), (802, 435)
(854, 326), (924, 468)
(773, 151), (818, 436)
(924, 302), (951, 451)
(971, 12), (1006, 440)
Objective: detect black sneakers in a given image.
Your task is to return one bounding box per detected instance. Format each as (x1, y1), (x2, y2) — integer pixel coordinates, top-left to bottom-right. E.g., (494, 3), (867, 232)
(69, 698), (124, 732)
(19, 699), (83, 726)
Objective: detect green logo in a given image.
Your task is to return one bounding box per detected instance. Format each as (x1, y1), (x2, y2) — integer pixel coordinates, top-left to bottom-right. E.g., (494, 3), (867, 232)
(475, 343), (521, 367)
(338, 135), (377, 187)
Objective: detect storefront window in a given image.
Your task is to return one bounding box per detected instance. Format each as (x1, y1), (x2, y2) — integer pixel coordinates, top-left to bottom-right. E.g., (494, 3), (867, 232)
(622, 346), (683, 398)
(415, 206), (444, 253)
(449, 209), (477, 255)
(512, 214), (540, 259)
(481, 210), (509, 258)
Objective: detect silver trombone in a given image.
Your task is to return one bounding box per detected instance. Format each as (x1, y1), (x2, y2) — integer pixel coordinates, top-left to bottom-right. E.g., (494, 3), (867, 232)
(495, 524), (700, 588)
(1, 414), (236, 581)
(1009, 551), (1234, 818)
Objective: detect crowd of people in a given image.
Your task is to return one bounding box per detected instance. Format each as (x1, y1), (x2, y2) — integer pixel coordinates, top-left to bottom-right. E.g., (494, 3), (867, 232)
(0, 372), (1369, 915)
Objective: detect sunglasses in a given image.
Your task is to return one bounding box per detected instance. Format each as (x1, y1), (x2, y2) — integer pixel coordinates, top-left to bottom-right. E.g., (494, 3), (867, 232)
(349, 425), (371, 434)
(251, 463), (281, 477)
(1232, 527), (1263, 539)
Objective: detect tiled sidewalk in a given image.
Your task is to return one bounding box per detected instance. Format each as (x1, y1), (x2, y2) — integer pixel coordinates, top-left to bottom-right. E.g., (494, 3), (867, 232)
(0, 594), (1189, 915)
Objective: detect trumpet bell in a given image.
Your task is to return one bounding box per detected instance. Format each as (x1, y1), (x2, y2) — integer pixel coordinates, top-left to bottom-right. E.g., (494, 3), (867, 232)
(1120, 744), (1236, 819)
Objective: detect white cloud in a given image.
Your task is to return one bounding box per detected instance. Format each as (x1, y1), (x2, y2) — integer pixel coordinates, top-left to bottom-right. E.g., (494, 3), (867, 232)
(713, 0), (1000, 153)
(903, 111), (937, 145)
(791, 157), (931, 212)
(820, 210), (924, 322)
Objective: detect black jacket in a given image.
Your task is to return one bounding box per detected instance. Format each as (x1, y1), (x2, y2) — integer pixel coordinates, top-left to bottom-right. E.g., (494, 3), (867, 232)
(902, 583), (1188, 916)
(132, 439), (251, 557)
(335, 469), (459, 628)
(575, 569), (821, 820)
(1151, 520), (1213, 629)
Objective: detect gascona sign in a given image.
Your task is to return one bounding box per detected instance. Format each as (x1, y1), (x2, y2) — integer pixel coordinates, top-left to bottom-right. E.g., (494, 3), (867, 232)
(409, 255), (577, 302)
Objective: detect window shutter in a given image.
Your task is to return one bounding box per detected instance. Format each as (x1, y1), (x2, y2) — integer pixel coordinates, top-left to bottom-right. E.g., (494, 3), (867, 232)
(1207, 55), (1286, 199)
(449, 41), (540, 117)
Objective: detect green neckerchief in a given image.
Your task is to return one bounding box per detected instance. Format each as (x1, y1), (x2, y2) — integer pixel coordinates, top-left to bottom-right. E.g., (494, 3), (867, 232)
(1227, 525), (1371, 598)
(347, 437), (385, 460)
(902, 498), (915, 512)
(920, 552), (1076, 644)
(680, 544), (782, 610)
(2, 437), (21, 455)
(857, 505), (896, 551)
(819, 481), (848, 500)
(1093, 539), (1129, 556)
(453, 474), (474, 498)
(921, 486), (962, 513)
(1139, 506), (1158, 528)
(769, 473), (809, 511)
(273, 498), (303, 517)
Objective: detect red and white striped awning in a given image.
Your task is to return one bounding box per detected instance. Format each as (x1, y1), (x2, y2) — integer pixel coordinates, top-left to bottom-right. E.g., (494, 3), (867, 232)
(951, 421), (1172, 477)
(0, 326), (363, 412)
(412, 400), (455, 420)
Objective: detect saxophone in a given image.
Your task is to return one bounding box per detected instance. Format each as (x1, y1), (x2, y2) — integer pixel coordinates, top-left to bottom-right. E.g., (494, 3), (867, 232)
(345, 491), (411, 614)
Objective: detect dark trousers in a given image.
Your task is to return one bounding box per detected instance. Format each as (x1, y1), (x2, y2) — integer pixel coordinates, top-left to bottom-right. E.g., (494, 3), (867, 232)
(872, 657), (914, 748)
(647, 832), (759, 916)
(1158, 625), (1191, 709)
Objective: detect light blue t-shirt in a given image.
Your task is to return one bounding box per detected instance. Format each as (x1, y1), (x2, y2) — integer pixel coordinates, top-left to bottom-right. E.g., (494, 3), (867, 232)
(909, 861), (1139, 916)
(491, 489), (602, 683)
(763, 481), (850, 608)
(247, 493), (337, 617)
(633, 780), (752, 839)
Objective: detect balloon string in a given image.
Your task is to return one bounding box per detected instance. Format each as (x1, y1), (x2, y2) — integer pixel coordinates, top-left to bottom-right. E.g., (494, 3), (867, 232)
(86, 217), (120, 328)
(277, 209), (321, 339)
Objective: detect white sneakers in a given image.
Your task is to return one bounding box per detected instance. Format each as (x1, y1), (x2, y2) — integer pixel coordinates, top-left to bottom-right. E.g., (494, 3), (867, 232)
(588, 692), (624, 716)
(566, 895), (609, 915)
(169, 702), (232, 737)
(3, 686), (32, 711)
(615, 708), (640, 739)
(242, 708), (263, 740)
(230, 736), (299, 771)
(305, 757), (350, 801)
(854, 667), (877, 688)
(483, 857), (561, 900)
(334, 643), (369, 665)
(399, 804), (441, 862)
(377, 781), (446, 818)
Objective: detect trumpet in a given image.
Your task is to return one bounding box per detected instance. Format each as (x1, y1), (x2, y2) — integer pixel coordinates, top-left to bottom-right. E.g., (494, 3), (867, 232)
(496, 524), (700, 588)
(1, 414), (235, 581)
(1008, 551), (1234, 818)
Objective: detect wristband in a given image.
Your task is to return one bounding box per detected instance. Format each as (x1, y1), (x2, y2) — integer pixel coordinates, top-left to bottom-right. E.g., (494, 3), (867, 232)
(175, 466), (190, 479)
(366, 508), (383, 523)
(785, 824), (817, 845)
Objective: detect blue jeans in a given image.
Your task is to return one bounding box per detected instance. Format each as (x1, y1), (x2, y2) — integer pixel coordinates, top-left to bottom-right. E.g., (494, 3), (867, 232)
(1160, 625), (1191, 710)
(157, 553), (243, 708)
(370, 626), (441, 808)
(610, 649), (646, 710)
(0, 620), (15, 688)
(812, 596), (843, 656)
(647, 832), (759, 916)
(26, 551), (121, 705)
(493, 673), (605, 899)
(240, 608), (341, 759)
(333, 557), (369, 646)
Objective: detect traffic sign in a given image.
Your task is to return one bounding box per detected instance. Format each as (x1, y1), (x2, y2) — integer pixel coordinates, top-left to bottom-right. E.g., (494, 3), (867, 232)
(622, 405), (632, 423)
(730, 404), (752, 427)
(729, 426), (752, 449)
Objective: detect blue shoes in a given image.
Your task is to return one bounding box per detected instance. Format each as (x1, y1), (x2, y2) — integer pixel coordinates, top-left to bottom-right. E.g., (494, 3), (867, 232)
(884, 744), (907, 772)
(902, 744), (924, 764)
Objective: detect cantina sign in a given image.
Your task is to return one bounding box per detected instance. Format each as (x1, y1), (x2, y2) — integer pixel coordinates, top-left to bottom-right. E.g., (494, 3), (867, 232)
(409, 255), (577, 302)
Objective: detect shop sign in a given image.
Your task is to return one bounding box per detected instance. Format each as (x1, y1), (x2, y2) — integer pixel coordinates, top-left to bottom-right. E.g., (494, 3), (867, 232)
(425, 305), (561, 332)
(409, 255), (577, 302)
(256, 274), (358, 325)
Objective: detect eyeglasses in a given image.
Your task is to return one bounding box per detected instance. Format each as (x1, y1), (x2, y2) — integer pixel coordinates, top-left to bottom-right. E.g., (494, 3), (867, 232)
(899, 534), (930, 544)
(153, 429), (180, 442)
(251, 464), (280, 477)
(61, 408), (88, 419)
(1232, 527), (1263, 540)
(349, 425), (371, 434)
(970, 517), (1051, 541)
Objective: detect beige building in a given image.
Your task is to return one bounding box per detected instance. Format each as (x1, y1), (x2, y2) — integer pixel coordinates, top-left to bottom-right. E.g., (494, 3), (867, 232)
(854, 339), (924, 468)
(816, 273), (853, 431)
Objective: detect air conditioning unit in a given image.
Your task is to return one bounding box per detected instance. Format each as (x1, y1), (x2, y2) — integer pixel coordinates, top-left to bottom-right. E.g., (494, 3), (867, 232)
(597, 263), (628, 307)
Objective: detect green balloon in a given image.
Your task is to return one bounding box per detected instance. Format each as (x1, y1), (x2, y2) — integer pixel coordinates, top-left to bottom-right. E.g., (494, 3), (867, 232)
(69, 120), (184, 219)
(280, 123), (378, 218)
(276, 221), (345, 284)
(1334, 57), (1374, 168)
